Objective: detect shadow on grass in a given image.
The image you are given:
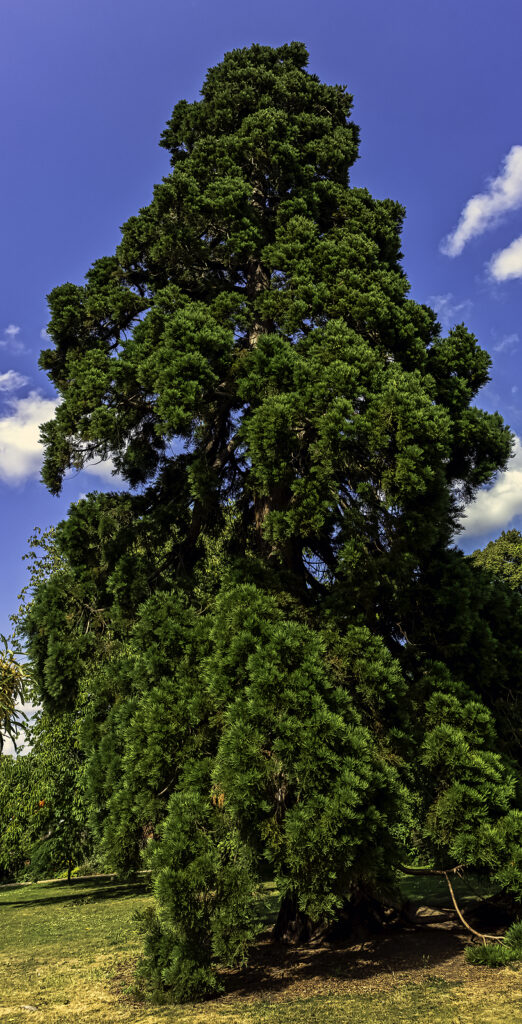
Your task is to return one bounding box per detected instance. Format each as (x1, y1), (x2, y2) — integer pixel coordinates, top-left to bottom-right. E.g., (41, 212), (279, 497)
(0, 878), (151, 909)
(219, 894), (513, 1003)
(219, 924), (467, 1002)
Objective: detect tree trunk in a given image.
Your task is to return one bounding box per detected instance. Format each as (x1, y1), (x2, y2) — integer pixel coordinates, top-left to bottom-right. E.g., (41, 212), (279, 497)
(273, 888), (396, 946)
(272, 893), (316, 944)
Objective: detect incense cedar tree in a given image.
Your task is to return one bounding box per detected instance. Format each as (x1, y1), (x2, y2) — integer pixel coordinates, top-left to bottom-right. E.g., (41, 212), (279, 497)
(26, 43), (522, 1001)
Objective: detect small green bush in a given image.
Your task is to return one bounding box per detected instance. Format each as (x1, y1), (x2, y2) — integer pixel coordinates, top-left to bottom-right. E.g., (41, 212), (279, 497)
(465, 919), (522, 967)
(504, 919), (522, 950)
(465, 943), (515, 967)
(133, 906), (222, 1004)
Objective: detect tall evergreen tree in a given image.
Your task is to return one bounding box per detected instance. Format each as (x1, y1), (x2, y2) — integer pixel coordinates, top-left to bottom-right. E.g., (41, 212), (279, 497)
(26, 43), (522, 1000)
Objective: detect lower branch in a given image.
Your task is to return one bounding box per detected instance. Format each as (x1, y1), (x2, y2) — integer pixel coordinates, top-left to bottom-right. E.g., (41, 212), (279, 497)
(444, 871), (503, 946)
(400, 864), (504, 945)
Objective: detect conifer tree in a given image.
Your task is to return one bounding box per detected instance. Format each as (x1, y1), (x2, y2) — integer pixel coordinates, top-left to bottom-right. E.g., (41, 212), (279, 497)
(26, 43), (522, 1000)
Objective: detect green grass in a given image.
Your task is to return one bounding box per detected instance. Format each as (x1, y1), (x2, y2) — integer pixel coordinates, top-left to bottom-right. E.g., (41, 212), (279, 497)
(0, 877), (521, 1023)
(399, 872), (495, 908)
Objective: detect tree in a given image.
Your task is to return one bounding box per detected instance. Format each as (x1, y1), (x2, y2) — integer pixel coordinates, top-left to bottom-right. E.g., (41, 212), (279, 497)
(0, 753), (32, 881)
(0, 529), (92, 882)
(0, 711), (90, 883)
(26, 42), (522, 1000)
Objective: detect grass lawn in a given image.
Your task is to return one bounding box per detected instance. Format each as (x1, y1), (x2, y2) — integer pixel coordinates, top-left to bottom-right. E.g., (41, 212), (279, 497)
(1, 876), (522, 1023)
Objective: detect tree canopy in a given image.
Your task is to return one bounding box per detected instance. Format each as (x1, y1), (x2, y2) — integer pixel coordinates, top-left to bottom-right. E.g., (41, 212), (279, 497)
(24, 42), (522, 1001)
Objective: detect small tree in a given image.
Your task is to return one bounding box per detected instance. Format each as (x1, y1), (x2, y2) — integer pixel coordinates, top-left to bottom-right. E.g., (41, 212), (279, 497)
(0, 753), (32, 881)
(0, 528), (92, 881)
(0, 713), (90, 883)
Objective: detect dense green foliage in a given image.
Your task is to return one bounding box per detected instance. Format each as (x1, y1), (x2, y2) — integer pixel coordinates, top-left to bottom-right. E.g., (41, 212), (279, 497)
(24, 42), (522, 1000)
(0, 529), (91, 883)
(472, 529), (522, 591)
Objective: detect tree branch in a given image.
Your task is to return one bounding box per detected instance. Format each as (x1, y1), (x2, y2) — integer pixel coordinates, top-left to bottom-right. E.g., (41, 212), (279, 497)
(444, 871), (502, 945)
(399, 864), (504, 945)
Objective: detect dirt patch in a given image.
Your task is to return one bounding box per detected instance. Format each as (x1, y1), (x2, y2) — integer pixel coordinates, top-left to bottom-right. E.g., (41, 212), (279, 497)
(214, 898), (521, 1004)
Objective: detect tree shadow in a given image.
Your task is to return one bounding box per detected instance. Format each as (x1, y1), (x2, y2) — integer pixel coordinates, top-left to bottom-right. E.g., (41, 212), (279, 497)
(219, 899), (511, 1003)
(0, 878), (150, 909)
(219, 924), (464, 1001)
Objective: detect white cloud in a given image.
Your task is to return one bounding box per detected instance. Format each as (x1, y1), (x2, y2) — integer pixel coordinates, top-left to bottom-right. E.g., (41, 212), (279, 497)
(461, 435), (522, 537)
(0, 370), (28, 392)
(493, 332), (519, 353)
(441, 145), (522, 257)
(429, 293), (472, 331)
(0, 391), (57, 484)
(489, 233), (522, 281)
(4, 324), (20, 339)
(0, 391), (121, 486)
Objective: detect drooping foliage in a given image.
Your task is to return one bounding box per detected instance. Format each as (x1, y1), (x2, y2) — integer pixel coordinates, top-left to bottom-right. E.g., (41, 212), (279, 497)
(24, 42), (522, 1000)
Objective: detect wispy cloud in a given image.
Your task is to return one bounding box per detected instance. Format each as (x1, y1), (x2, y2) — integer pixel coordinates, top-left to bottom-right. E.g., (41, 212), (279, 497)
(493, 332), (519, 353)
(441, 145), (522, 258)
(82, 456), (120, 483)
(429, 293), (473, 332)
(40, 328), (50, 341)
(461, 435), (522, 537)
(489, 234), (522, 281)
(0, 370), (28, 392)
(0, 324), (25, 354)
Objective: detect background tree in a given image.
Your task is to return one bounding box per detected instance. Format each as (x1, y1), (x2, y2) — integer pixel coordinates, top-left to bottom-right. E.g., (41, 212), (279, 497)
(0, 528), (92, 882)
(472, 529), (522, 591)
(0, 753), (32, 881)
(25, 42), (522, 1000)
(0, 712), (90, 883)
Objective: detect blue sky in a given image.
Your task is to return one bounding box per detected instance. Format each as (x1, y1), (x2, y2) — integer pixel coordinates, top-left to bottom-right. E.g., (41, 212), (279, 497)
(2, 0), (522, 641)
